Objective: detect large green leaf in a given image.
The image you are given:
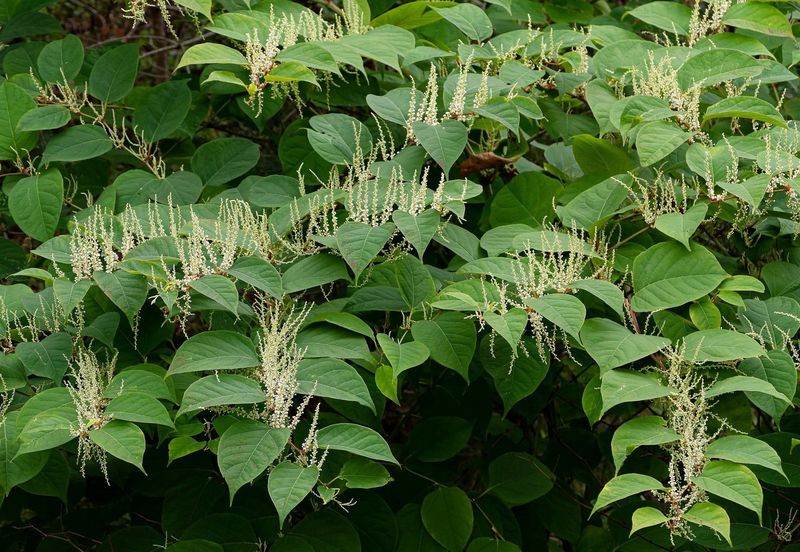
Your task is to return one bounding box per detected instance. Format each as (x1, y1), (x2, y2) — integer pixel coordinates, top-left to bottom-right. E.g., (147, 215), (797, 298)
(421, 486), (474, 552)
(7, 168), (63, 243)
(693, 461), (763, 522)
(610, 416), (679, 474)
(177, 374), (267, 416)
(600, 370), (675, 417)
(336, 222), (395, 279)
(412, 120), (467, 175)
(88, 44), (139, 103)
(88, 421), (146, 472)
(0, 80), (36, 160)
(706, 436), (786, 480)
(580, 318), (670, 370)
(168, 331), (259, 375)
(218, 421), (290, 502)
(316, 423), (398, 464)
(411, 312), (477, 382)
(295, 358), (375, 412)
(93, 270), (148, 326)
(631, 242), (728, 312)
(268, 462), (319, 528)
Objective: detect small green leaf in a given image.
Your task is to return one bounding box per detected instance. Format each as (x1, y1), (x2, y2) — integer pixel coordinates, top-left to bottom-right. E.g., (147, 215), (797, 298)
(526, 294), (585, 340)
(591, 473), (663, 516)
(295, 358), (375, 413)
(411, 312), (477, 382)
(336, 222), (395, 279)
(93, 270), (148, 326)
(190, 275), (239, 315)
(176, 43), (247, 69)
(611, 416), (679, 474)
(706, 435), (786, 480)
(704, 97), (786, 128)
(630, 507), (668, 536)
(681, 329), (765, 362)
(653, 203), (707, 250)
(106, 392), (174, 427)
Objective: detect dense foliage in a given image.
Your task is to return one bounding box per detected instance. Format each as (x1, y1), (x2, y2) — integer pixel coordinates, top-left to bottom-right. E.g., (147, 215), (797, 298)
(2, 0), (800, 550)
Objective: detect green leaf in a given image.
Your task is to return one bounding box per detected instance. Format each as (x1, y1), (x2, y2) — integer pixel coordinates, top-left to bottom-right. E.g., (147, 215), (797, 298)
(556, 174), (629, 230)
(338, 457), (392, 489)
(282, 253), (349, 293)
(591, 473), (664, 516)
(681, 329), (765, 362)
(433, 4), (492, 40)
(176, 43), (247, 69)
(168, 331), (259, 375)
(683, 503), (731, 546)
(491, 172), (560, 228)
(421, 486), (474, 552)
(172, 0), (212, 18)
(336, 222), (395, 279)
(630, 507), (668, 536)
(0, 412), (48, 496)
(295, 358), (375, 413)
(377, 334), (429, 377)
(218, 421), (290, 503)
(133, 80), (193, 142)
(571, 279), (625, 319)
(635, 121), (690, 166)
(706, 375), (791, 404)
(106, 392), (174, 427)
(706, 435), (786, 480)
(627, 1), (692, 35)
(704, 97), (786, 128)
(411, 312), (477, 382)
(266, 62), (319, 86)
(191, 138), (259, 186)
(722, 3), (793, 38)
(631, 242), (728, 312)
(412, 120), (467, 175)
(307, 113), (372, 165)
(393, 209), (440, 258)
(480, 336), (548, 416)
(737, 297), (800, 350)
(653, 203), (707, 250)
(104, 370), (173, 402)
(475, 97), (520, 134)
(177, 374), (267, 417)
(580, 318), (670, 370)
(316, 423), (398, 464)
(17, 105), (70, 132)
(611, 416), (679, 474)
(690, 297), (721, 330)
(0, 81), (37, 160)
(693, 461), (763, 522)
(675, 49), (763, 90)
(483, 308), (528, 351)
(600, 370), (675, 417)
(572, 134), (634, 175)
(37, 34), (83, 83)
(93, 270), (148, 326)
(190, 275), (239, 315)
(526, 294), (585, 340)
(738, 350), (796, 420)
(16, 332), (73, 381)
(42, 125), (112, 163)
(88, 44), (139, 103)
(227, 256), (282, 299)
(488, 452), (554, 506)
(89, 421), (146, 472)
(8, 168), (63, 242)
(268, 462), (319, 529)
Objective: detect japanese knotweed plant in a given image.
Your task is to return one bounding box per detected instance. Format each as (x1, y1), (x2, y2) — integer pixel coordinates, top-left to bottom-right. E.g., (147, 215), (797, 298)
(3, 0), (800, 550)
